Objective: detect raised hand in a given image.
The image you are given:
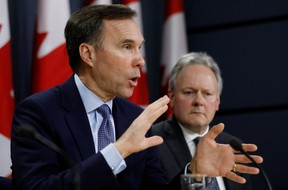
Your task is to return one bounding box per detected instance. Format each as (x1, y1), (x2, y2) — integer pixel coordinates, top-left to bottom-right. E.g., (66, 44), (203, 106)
(114, 95), (170, 158)
(190, 123), (263, 184)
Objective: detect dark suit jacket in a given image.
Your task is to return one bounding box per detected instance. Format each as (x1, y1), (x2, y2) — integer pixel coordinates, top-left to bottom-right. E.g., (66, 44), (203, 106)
(0, 177), (12, 190)
(11, 76), (167, 190)
(152, 116), (252, 190)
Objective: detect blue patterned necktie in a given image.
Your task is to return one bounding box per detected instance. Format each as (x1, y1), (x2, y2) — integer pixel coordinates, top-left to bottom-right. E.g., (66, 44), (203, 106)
(97, 104), (114, 151)
(194, 137), (220, 190)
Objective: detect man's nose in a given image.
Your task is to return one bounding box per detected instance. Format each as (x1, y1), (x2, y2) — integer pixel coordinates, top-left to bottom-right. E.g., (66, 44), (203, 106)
(133, 50), (145, 68)
(192, 93), (204, 106)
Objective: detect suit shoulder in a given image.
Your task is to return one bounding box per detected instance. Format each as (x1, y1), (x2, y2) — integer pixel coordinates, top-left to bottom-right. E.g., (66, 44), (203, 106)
(152, 118), (173, 136)
(152, 121), (162, 134)
(17, 87), (61, 107)
(17, 76), (75, 109)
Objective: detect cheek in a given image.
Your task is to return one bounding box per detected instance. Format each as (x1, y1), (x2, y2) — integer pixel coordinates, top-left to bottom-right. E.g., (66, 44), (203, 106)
(208, 99), (220, 110)
(99, 56), (123, 76)
(205, 103), (218, 117)
(173, 96), (191, 110)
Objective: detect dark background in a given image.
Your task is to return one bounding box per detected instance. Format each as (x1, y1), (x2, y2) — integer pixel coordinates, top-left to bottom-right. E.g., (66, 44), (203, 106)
(8, 0), (288, 189)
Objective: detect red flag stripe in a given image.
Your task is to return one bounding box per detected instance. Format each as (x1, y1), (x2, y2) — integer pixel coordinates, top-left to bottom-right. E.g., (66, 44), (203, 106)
(122, 0), (138, 4)
(165, 0), (184, 19)
(32, 0), (73, 93)
(0, 0), (14, 177)
(0, 41), (14, 138)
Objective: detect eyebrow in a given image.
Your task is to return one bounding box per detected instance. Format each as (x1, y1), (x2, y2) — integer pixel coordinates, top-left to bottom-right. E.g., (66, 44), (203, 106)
(120, 38), (145, 47)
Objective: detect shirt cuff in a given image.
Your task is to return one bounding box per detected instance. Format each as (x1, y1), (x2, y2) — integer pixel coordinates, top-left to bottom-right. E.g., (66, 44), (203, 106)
(100, 143), (127, 175)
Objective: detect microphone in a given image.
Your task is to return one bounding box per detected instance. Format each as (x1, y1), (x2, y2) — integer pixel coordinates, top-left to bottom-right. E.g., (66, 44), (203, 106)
(16, 125), (81, 190)
(229, 138), (273, 190)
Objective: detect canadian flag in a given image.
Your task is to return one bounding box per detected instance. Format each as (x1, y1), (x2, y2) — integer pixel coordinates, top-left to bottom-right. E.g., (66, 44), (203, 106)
(32, 0), (73, 93)
(0, 0), (15, 177)
(161, 0), (188, 117)
(122, 0), (150, 107)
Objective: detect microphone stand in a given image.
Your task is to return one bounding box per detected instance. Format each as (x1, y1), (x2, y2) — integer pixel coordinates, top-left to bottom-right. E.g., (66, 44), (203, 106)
(229, 138), (273, 190)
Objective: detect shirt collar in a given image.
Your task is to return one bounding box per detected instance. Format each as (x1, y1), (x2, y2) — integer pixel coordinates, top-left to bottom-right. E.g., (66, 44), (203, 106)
(74, 74), (113, 114)
(178, 122), (209, 144)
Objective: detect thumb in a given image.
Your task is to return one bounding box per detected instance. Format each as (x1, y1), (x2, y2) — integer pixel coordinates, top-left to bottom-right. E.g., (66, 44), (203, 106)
(145, 136), (163, 148)
(205, 123), (225, 140)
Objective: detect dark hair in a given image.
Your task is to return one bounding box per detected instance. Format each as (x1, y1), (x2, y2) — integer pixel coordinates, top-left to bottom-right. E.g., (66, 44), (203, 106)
(64, 4), (136, 72)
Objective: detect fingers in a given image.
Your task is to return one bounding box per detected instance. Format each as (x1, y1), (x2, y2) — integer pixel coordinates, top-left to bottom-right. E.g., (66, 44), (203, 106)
(225, 171), (246, 184)
(203, 123), (224, 140)
(242, 143), (258, 152)
(231, 163), (260, 174)
(149, 95), (169, 120)
(114, 96), (169, 158)
(250, 155), (263, 163)
(225, 162), (260, 183)
(234, 154), (263, 164)
(145, 136), (164, 147)
(136, 95), (169, 127)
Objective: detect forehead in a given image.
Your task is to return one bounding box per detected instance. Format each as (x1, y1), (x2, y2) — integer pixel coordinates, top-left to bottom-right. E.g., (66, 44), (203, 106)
(177, 64), (218, 89)
(102, 19), (144, 44)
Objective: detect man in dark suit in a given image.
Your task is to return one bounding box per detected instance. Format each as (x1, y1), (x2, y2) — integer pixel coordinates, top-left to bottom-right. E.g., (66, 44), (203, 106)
(11, 4), (169, 190)
(153, 52), (256, 190)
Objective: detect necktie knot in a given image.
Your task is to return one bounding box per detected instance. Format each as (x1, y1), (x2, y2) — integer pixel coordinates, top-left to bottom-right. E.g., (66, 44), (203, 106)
(193, 136), (202, 146)
(97, 104), (111, 117)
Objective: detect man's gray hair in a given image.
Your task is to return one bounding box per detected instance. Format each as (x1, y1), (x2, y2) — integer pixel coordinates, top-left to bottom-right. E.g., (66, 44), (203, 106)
(169, 52), (223, 95)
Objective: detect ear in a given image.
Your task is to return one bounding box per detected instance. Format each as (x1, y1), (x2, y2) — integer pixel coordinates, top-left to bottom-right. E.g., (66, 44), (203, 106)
(79, 43), (95, 67)
(168, 89), (175, 108)
(215, 96), (220, 111)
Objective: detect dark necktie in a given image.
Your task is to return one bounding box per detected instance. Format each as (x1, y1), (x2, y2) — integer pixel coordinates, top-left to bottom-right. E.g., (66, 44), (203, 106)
(194, 137), (220, 190)
(97, 104), (114, 151)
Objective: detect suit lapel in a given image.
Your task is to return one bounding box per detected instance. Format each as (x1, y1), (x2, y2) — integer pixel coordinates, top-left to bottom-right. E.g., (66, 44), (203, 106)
(112, 97), (143, 139)
(112, 98), (130, 139)
(61, 76), (96, 160)
(162, 117), (192, 180)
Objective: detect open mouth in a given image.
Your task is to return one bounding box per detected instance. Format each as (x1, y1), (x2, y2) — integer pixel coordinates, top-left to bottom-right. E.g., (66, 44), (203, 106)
(129, 70), (141, 87)
(131, 77), (138, 82)
(129, 77), (139, 87)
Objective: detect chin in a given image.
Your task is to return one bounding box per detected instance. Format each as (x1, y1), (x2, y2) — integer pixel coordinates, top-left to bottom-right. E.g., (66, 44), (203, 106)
(121, 91), (134, 99)
(188, 119), (206, 128)
(127, 89), (135, 97)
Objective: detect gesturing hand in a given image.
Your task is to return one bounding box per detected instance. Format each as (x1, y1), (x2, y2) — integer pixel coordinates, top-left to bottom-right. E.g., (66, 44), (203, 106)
(190, 123), (263, 184)
(114, 95), (169, 158)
